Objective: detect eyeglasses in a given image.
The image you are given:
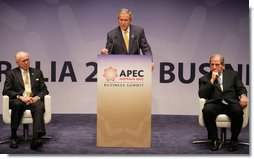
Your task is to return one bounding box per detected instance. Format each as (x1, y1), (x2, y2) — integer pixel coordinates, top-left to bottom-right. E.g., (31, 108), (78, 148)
(210, 64), (221, 67)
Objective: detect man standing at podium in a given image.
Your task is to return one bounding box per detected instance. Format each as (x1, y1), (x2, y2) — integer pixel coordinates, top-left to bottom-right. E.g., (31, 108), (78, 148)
(100, 8), (154, 70)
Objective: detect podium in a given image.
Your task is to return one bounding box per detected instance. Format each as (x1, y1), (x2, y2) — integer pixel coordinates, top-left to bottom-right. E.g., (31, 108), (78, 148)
(97, 55), (152, 148)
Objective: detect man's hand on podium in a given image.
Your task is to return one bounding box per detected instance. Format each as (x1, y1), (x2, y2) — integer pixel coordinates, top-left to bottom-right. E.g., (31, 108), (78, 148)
(152, 63), (155, 71)
(100, 48), (109, 55)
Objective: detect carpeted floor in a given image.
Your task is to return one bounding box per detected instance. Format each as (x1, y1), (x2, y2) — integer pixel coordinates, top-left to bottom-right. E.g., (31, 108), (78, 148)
(0, 114), (249, 155)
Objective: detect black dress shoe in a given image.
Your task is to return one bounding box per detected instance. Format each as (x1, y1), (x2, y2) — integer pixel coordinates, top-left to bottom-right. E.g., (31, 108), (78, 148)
(210, 139), (219, 151)
(228, 140), (238, 151)
(30, 138), (43, 150)
(9, 137), (18, 149)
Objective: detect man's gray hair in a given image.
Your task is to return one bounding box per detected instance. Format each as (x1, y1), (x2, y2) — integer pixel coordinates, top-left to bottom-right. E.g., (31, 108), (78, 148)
(118, 8), (133, 20)
(209, 53), (224, 65)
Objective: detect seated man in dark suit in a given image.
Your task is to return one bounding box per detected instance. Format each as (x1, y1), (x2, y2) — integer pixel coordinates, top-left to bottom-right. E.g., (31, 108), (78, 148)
(198, 54), (248, 151)
(2, 51), (49, 150)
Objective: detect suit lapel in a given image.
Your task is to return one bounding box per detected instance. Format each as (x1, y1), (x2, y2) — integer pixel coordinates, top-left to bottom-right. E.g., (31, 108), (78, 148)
(222, 70), (230, 92)
(16, 68), (24, 88)
(117, 27), (128, 53)
(215, 81), (222, 92)
(129, 25), (135, 53)
(214, 79), (222, 92)
(29, 68), (35, 88)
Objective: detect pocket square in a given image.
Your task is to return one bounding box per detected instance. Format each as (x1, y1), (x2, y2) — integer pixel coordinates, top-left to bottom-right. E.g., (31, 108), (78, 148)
(36, 78), (39, 81)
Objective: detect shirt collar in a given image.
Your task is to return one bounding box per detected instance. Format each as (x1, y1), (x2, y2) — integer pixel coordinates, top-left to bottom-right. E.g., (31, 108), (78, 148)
(20, 68), (29, 74)
(121, 26), (130, 34)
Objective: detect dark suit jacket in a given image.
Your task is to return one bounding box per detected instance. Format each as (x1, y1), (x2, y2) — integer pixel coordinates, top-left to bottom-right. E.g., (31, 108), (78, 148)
(198, 69), (247, 104)
(2, 67), (49, 100)
(105, 25), (152, 56)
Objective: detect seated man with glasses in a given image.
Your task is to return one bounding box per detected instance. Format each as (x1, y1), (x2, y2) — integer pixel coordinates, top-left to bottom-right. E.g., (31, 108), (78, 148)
(198, 53), (248, 151)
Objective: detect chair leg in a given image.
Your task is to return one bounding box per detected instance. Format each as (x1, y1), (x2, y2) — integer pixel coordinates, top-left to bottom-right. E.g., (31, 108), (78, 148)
(192, 139), (211, 144)
(193, 128), (228, 147)
(0, 139), (11, 144)
(193, 127), (249, 148)
(217, 128), (227, 149)
(238, 141), (249, 146)
(41, 136), (53, 139)
(220, 128), (249, 147)
(23, 124), (32, 141)
(22, 124), (52, 141)
(220, 128), (227, 143)
(0, 124), (32, 144)
(0, 124), (52, 145)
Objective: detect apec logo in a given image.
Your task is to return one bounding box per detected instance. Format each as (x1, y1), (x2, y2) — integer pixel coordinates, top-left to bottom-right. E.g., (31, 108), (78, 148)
(103, 66), (144, 81)
(103, 67), (118, 81)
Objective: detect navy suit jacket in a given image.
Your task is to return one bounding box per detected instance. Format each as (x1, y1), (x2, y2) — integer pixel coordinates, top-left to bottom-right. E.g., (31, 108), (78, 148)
(105, 25), (152, 56)
(2, 67), (49, 100)
(198, 69), (247, 104)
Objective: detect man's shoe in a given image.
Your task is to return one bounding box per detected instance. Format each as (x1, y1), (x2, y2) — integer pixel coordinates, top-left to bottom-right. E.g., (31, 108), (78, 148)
(228, 140), (238, 151)
(9, 137), (18, 149)
(210, 139), (219, 151)
(30, 138), (43, 150)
